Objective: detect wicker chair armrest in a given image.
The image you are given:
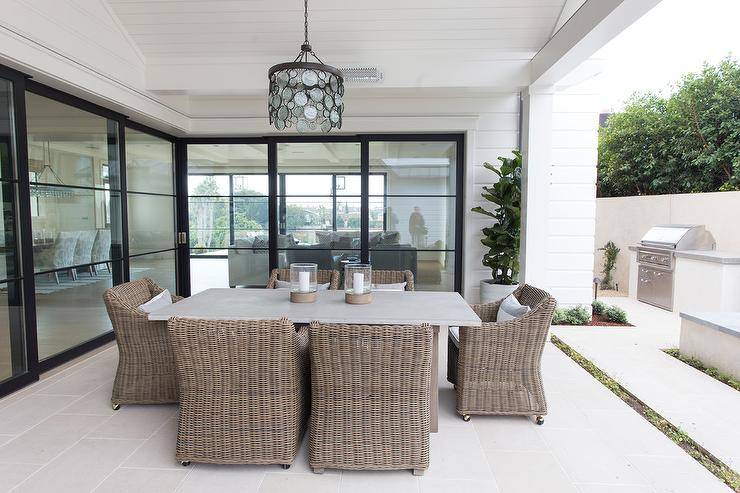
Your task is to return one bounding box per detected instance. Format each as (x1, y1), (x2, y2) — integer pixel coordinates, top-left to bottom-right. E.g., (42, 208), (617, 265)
(127, 293), (183, 319)
(468, 299), (504, 322)
(459, 297), (556, 369)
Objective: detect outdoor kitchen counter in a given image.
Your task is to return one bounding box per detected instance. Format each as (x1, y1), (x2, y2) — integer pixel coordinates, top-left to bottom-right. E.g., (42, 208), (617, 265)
(674, 249), (740, 264)
(629, 246), (740, 313)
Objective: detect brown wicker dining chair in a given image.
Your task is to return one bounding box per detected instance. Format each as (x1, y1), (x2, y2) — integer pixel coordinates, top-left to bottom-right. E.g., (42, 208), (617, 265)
(447, 284), (556, 424)
(308, 321), (432, 476)
(266, 268), (340, 290)
(372, 269), (415, 290)
(102, 278), (183, 410)
(168, 317), (309, 468)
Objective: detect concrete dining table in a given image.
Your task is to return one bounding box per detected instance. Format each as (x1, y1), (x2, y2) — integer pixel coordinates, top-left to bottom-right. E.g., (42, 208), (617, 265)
(148, 287), (482, 432)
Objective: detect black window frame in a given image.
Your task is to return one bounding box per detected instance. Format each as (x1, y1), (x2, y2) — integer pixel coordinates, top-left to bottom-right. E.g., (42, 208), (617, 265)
(181, 134), (464, 295)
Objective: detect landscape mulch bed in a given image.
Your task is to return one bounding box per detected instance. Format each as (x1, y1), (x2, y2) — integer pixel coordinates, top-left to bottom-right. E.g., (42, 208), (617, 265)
(558, 313), (634, 327)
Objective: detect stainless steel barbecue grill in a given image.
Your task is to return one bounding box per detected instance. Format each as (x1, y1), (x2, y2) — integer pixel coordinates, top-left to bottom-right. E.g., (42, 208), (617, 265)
(636, 225), (715, 310)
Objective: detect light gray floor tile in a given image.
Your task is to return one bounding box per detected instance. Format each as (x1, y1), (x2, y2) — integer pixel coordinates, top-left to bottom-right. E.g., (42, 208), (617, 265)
(627, 455), (730, 493)
(486, 450), (577, 493)
(35, 367), (113, 397)
(123, 417), (180, 469)
(581, 410), (684, 457)
(0, 414), (109, 464)
(59, 382), (116, 416)
(419, 478), (500, 493)
(539, 392), (591, 429)
(425, 426), (493, 480)
(13, 438), (143, 493)
(0, 463), (41, 492)
(538, 428), (647, 485)
(339, 469), (419, 493)
(552, 296), (740, 468)
(576, 484), (655, 493)
(0, 394), (78, 435)
(176, 463), (266, 493)
(473, 416), (548, 451)
(0, 333), (732, 493)
(88, 404), (177, 440)
(258, 472), (340, 493)
(93, 467), (187, 492)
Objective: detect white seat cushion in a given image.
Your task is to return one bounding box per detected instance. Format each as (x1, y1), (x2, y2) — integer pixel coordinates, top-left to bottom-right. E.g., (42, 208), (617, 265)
(372, 282), (406, 291)
(275, 279), (330, 290)
(496, 293), (530, 322)
(138, 289), (172, 313)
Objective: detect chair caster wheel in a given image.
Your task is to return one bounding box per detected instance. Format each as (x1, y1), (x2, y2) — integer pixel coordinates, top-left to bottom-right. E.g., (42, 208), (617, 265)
(281, 464), (290, 470)
(180, 461), (191, 467)
(535, 416), (545, 425)
(112, 403), (120, 411)
(462, 414), (471, 422)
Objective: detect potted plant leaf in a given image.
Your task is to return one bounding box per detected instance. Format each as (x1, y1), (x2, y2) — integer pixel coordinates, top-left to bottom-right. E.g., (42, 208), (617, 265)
(472, 150), (522, 303)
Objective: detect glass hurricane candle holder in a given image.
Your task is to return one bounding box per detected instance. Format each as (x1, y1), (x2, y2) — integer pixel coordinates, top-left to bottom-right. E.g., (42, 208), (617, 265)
(290, 263), (318, 303)
(344, 263), (372, 304)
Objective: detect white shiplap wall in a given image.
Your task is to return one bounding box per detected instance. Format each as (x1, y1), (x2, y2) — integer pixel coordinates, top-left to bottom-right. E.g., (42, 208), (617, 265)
(547, 84), (600, 306)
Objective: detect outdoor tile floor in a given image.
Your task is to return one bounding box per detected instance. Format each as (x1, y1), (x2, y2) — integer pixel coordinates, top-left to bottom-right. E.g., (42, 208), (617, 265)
(552, 296), (740, 472)
(0, 330), (732, 492)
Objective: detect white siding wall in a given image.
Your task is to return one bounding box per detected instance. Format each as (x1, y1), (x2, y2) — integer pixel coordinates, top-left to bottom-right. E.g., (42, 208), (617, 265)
(462, 95), (521, 303)
(547, 84), (600, 306)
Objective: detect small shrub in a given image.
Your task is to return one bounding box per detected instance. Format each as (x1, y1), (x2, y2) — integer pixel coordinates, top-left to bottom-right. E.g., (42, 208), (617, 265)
(598, 241), (620, 289)
(552, 306), (591, 325)
(604, 305), (629, 324)
(592, 300), (607, 315)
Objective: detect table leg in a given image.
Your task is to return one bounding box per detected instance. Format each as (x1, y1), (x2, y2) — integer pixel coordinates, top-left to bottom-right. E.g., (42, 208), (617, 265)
(431, 325), (442, 433)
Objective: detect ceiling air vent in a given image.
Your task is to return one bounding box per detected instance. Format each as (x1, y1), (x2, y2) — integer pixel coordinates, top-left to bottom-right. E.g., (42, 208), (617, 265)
(338, 67), (384, 83)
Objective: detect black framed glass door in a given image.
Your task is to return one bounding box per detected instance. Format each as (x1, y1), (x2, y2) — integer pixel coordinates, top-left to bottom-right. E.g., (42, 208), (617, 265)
(180, 134), (464, 295)
(0, 72), (29, 393)
(0, 62), (183, 398)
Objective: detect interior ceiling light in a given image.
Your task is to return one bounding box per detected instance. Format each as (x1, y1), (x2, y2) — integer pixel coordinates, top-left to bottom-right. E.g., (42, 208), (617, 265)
(268, 0), (344, 133)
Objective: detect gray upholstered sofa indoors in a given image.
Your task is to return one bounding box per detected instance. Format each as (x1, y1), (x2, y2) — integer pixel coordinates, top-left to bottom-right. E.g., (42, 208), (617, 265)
(227, 230), (419, 286)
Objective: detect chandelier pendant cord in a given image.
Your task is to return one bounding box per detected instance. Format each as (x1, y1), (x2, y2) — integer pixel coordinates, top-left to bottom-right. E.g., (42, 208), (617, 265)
(304, 0), (309, 46)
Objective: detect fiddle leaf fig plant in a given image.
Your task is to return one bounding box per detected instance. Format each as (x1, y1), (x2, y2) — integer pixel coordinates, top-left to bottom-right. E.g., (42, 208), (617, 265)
(472, 150), (522, 285)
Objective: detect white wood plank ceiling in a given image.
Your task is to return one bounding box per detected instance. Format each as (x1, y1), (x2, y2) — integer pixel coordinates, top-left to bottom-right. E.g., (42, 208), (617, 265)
(108, 0), (568, 57)
(104, 0), (582, 94)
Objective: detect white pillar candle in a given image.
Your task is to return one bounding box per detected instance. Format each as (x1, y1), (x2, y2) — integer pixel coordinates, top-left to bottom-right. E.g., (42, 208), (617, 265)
(298, 271), (310, 292)
(353, 272), (364, 294)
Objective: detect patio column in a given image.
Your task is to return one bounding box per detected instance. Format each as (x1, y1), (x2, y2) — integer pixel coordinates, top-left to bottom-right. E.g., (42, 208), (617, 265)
(519, 86), (554, 287)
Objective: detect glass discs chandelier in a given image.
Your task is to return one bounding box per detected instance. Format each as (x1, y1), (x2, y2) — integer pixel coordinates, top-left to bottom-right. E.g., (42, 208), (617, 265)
(268, 0), (344, 133)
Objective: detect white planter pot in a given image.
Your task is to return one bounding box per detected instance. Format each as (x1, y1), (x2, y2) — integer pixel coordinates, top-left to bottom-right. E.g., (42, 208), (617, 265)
(480, 280), (518, 304)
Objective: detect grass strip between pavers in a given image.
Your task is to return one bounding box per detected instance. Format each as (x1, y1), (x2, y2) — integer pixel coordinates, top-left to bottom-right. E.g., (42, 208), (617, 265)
(550, 335), (740, 492)
(663, 348), (740, 392)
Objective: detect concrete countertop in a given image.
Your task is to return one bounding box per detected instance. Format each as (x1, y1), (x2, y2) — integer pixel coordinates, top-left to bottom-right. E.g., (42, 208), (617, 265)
(674, 250), (740, 265)
(680, 311), (740, 338)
